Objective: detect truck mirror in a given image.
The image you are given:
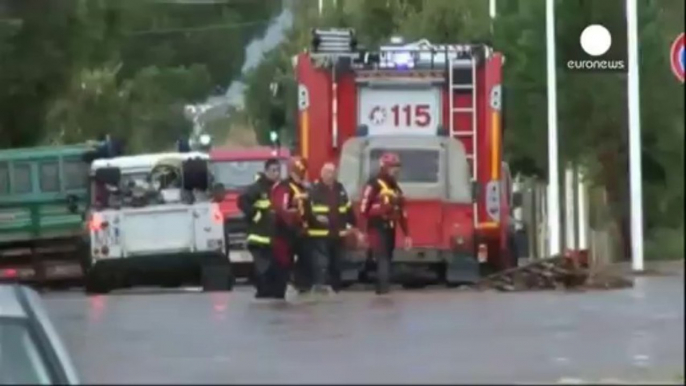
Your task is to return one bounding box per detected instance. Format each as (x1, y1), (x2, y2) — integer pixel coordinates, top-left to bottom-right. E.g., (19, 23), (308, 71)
(471, 181), (480, 202)
(511, 191), (523, 208)
(211, 183), (226, 202)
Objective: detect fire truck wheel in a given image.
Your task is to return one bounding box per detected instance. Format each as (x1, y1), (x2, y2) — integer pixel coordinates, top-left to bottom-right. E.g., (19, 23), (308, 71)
(84, 271), (112, 295)
(201, 263), (235, 292)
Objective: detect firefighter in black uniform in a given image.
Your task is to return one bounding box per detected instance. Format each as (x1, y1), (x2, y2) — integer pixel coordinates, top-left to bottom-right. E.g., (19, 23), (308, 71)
(359, 152), (412, 295)
(305, 162), (357, 293)
(237, 158), (282, 299)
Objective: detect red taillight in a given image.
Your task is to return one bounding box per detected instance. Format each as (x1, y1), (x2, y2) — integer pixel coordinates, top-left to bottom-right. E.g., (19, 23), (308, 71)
(89, 213), (104, 231)
(1, 268), (18, 278)
(212, 204), (223, 224)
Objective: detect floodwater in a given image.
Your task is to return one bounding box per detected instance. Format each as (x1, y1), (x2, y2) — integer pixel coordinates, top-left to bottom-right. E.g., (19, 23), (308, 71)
(42, 276), (684, 384)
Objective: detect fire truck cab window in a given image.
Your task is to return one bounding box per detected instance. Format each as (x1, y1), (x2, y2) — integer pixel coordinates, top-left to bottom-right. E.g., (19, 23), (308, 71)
(369, 149), (440, 183)
(211, 160), (286, 191)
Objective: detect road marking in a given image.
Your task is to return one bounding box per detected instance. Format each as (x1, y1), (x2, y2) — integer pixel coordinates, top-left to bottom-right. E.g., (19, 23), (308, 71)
(632, 354), (651, 367)
(557, 377), (586, 384)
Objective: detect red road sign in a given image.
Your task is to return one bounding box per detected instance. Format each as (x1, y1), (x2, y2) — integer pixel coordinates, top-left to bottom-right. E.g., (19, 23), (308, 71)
(670, 33), (684, 83)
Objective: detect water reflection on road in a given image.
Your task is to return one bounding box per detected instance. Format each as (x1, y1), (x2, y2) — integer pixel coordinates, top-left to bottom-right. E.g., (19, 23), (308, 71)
(43, 277), (684, 384)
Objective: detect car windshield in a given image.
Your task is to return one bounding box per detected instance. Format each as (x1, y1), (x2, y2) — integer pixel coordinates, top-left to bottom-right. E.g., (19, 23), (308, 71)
(368, 148), (440, 183)
(211, 160), (285, 191)
(0, 318), (53, 385)
(90, 170), (203, 209)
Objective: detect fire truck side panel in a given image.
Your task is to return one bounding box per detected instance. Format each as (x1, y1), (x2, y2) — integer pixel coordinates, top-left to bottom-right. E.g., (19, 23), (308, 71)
(336, 68), (358, 159)
(481, 53), (509, 269)
(296, 53), (332, 180)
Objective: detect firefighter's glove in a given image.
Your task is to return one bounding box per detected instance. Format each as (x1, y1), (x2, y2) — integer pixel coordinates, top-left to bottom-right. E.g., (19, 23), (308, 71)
(403, 236), (412, 250)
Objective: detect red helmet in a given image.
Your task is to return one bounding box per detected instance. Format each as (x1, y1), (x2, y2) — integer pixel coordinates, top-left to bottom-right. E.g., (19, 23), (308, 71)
(379, 152), (401, 169)
(287, 156), (308, 178)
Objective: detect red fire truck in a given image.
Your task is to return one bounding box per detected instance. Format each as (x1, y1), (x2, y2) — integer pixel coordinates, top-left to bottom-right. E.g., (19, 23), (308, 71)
(293, 29), (519, 286)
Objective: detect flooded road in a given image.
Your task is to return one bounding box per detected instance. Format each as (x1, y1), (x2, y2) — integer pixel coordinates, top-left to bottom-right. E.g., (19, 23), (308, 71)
(42, 276), (684, 384)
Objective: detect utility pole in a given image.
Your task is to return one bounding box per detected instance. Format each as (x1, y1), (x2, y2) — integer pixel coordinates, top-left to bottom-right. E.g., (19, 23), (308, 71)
(488, 0), (497, 36)
(626, 0), (644, 271)
(545, 0), (561, 256)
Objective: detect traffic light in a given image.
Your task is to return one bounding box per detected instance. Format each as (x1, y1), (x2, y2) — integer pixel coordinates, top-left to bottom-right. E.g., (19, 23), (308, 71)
(269, 130), (281, 152)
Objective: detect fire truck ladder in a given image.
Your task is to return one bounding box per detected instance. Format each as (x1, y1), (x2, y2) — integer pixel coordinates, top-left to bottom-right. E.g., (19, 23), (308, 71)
(448, 53), (478, 223)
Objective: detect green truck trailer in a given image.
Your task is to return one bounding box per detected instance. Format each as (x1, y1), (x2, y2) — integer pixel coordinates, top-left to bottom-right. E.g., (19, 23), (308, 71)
(0, 144), (93, 285)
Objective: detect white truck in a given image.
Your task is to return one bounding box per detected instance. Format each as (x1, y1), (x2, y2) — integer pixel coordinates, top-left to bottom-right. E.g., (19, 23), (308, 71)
(83, 152), (233, 294)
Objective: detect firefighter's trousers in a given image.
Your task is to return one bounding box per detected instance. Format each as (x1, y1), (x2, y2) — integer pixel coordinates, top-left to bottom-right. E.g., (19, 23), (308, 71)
(292, 237), (313, 293)
(369, 227), (396, 295)
(249, 244), (288, 299)
(310, 237), (344, 292)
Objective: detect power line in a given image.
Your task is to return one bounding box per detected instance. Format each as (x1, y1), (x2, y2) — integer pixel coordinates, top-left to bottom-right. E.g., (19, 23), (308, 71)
(126, 19), (273, 36)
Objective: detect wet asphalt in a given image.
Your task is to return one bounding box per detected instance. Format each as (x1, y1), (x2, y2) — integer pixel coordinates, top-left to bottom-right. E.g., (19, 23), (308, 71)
(41, 276), (684, 384)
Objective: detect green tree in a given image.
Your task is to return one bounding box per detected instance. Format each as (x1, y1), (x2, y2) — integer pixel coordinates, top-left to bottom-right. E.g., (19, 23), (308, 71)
(1, 0), (282, 150)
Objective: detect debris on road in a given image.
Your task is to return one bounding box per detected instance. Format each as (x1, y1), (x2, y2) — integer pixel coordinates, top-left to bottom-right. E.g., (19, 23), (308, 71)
(472, 256), (634, 292)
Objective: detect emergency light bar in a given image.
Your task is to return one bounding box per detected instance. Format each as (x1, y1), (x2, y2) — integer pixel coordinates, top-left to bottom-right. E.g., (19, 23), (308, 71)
(361, 40), (478, 69)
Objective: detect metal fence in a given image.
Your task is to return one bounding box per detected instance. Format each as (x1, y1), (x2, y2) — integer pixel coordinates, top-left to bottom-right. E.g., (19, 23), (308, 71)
(515, 164), (619, 268)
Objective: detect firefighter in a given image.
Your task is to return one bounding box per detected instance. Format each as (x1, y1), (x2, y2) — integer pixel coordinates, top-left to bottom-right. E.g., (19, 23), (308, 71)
(359, 152), (412, 295)
(305, 162), (357, 294)
(271, 156), (311, 294)
(237, 158), (282, 299)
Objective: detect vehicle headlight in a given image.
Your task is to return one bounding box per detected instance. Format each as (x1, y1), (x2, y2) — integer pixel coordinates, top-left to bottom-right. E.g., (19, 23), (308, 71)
(199, 134), (212, 147)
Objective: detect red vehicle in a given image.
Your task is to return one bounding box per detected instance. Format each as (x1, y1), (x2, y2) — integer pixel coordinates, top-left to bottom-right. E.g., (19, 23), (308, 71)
(209, 146), (289, 277)
(293, 31), (519, 286)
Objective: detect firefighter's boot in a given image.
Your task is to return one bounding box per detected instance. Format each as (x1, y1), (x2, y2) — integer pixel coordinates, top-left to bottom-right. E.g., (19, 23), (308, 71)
(375, 255), (391, 295)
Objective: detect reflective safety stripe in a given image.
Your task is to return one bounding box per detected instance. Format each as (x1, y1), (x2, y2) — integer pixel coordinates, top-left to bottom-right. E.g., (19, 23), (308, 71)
(377, 179), (397, 205)
(254, 199), (271, 209)
(377, 179), (399, 226)
(377, 179), (396, 196)
(307, 229), (350, 237)
(338, 202), (351, 213)
(252, 211), (262, 223)
(247, 234), (270, 244)
(307, 229), (329, 237)
(312, 205), (329, 213)
(289, 183), (306, 199)
(289, 182), (307, 229)
(312, 203), (350, 214)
